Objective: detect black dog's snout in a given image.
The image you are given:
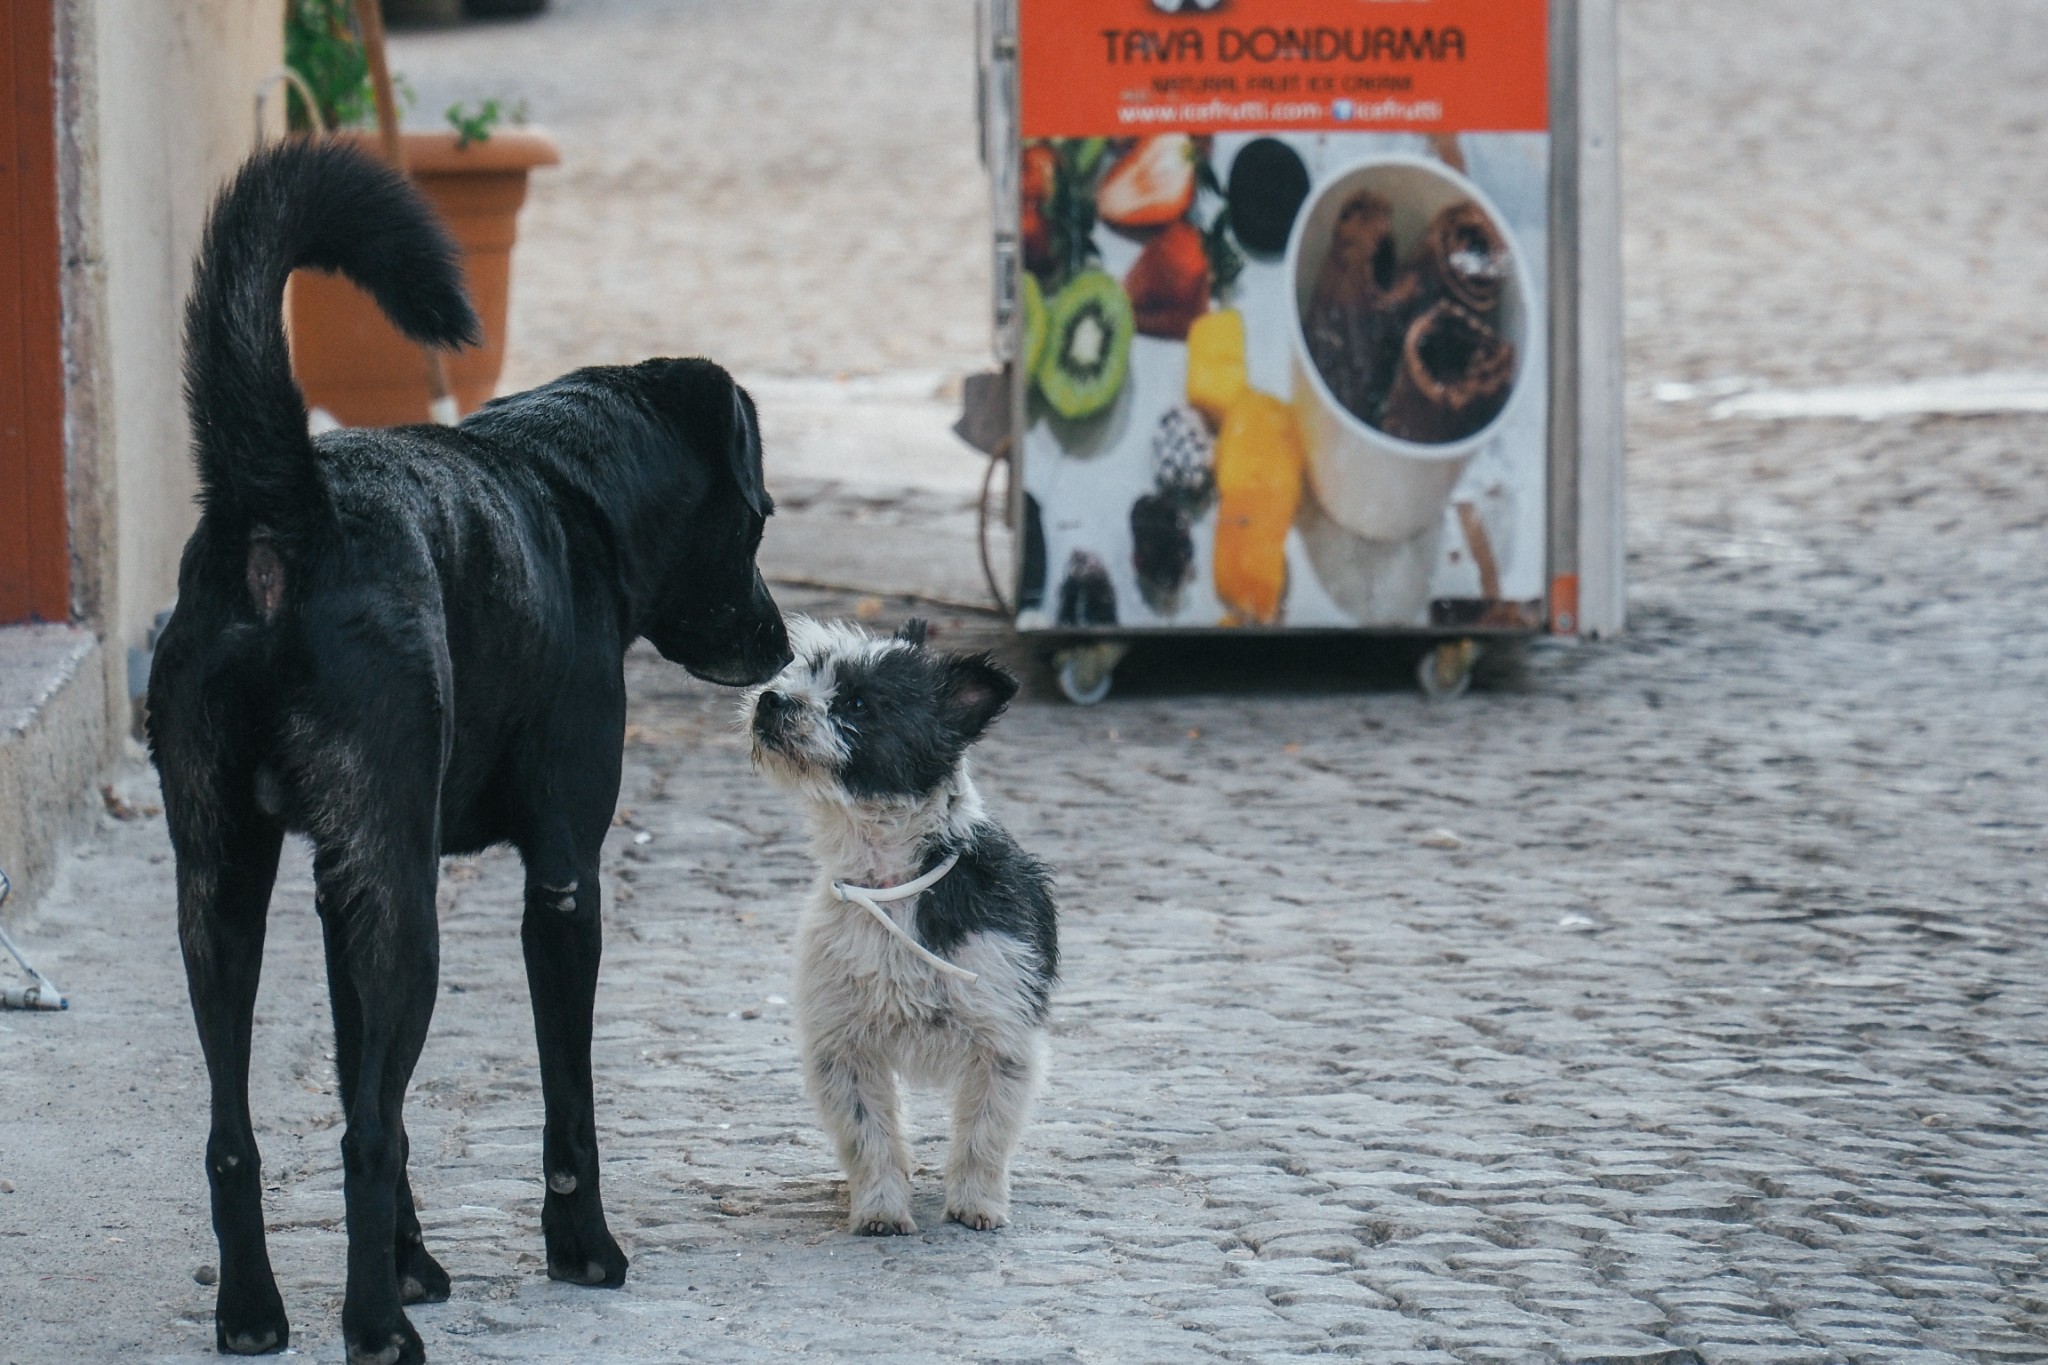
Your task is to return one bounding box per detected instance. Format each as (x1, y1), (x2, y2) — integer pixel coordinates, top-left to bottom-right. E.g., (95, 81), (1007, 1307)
(754, 614), (795, 677)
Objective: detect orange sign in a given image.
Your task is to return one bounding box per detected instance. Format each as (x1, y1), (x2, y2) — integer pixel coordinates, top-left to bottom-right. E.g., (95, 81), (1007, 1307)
(1549, 573), (1579, 636)
(1019, 0), (1548, 138)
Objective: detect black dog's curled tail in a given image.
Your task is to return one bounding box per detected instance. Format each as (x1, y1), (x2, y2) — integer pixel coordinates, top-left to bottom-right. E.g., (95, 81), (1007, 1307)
(182, 140), (481, 542)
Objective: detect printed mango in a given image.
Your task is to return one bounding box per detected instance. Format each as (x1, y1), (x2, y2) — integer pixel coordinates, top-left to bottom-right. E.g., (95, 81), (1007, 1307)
(1212, 389), (1305, 625)
(1184, 308), (1247, 425)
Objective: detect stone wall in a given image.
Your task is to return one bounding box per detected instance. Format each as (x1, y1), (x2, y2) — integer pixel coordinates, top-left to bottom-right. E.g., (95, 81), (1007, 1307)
(65, 0), (281, 728)
(1, 0), (278, 921)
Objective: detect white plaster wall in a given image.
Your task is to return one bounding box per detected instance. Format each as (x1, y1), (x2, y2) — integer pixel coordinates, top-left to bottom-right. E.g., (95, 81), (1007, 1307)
(89, 0), (278, 695)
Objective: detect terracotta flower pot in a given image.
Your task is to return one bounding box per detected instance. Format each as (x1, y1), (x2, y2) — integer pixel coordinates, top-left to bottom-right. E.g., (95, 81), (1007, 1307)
(287, 128), (559, 427)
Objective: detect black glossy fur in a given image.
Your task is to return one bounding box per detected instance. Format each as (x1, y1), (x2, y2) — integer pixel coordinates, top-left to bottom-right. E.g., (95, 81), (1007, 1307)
(148, 142), (792, 1362)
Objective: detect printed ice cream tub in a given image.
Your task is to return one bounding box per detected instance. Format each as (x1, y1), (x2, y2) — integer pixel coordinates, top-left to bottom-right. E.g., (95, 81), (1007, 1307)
(1286, 155), (1533, 543)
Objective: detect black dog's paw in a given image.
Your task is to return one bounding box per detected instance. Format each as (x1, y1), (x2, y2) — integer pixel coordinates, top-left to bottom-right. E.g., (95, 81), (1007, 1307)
(544, 1234), (629, 1288)
(397, 1235), (452, 1305)
(542, 1189), (628, 1287)
(542, 1210), (629, 1288)
(342, 1315), (424, 1365)
(218, 1325), (288, 1357)
(215, 1278), (290, 1355)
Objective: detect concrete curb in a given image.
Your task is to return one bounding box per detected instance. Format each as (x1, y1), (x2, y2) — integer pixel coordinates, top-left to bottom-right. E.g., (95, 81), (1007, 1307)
(0, 624), (109, 925)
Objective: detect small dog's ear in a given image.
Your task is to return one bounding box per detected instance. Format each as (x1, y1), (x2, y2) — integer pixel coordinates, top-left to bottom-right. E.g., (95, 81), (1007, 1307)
(940, 653), (1018, 741)
(727, 382), (774, 519)
(896, 618), (929, 647)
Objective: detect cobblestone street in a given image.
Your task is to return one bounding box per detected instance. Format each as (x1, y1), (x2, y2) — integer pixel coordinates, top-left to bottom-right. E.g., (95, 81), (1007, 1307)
(6, 2), (2048, 1362)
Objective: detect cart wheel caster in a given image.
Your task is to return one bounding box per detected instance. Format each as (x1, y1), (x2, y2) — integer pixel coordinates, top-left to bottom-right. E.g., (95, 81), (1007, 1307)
(1054, 642), (1126, 706)
(1418, 639), (1481, 701)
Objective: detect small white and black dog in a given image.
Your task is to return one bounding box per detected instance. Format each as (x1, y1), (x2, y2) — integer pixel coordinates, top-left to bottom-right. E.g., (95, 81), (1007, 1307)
(742, 618), (1057, 1234)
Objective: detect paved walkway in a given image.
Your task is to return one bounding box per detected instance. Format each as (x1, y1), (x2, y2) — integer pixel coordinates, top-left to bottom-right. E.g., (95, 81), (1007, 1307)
(6, 3), (2048, 1362)
(387, 0), (995, 387)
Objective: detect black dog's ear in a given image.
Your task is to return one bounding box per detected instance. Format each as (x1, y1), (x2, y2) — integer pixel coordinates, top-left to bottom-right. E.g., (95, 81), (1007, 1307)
(896, 618), (929, 647)
(727, 382), (774, 519)
(940, 653), (1017, 741)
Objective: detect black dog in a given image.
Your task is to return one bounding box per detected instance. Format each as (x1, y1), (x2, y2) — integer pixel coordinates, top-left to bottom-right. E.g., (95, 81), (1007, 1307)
(148, 141), (792, 1362)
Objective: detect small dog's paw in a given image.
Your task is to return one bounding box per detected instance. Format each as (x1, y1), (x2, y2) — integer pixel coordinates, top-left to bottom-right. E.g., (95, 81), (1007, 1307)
(945, 1202), (1008, 1232)
(850, 1209), (917, 1236)
(945, 1167), (1010, 1232)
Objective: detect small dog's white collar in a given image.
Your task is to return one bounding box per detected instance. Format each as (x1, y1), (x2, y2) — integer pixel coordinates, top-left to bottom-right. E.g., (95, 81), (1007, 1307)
(830, 854), (977, 982)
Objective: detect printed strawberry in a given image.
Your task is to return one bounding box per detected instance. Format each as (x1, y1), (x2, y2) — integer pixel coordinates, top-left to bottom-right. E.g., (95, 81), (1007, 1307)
(1022, 200), (1053, 272)
(1123, 220), (1210, 339)
(1021, 143), (1058, 271)
(1097, 135), (1197, 232)
(1022, 142), (1057, 202)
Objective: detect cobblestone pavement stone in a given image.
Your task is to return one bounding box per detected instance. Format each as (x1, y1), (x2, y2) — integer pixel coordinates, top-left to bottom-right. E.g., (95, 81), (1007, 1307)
(6, 2), (2048, 1362)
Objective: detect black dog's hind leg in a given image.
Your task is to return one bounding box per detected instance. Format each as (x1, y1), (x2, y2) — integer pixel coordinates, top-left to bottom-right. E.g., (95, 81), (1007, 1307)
(318, 865), (450, 1308)
(316, 816), (442, 1365)
(174, 799), (290, 1355)
(520, 844), (629, 1287)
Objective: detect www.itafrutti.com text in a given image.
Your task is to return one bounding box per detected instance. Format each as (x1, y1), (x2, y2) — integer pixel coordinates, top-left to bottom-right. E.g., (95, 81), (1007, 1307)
(1116, 97), (1444, 124)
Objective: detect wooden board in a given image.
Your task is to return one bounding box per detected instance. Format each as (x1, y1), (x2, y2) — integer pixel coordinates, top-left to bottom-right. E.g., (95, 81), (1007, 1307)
(0, 1), (68, 624)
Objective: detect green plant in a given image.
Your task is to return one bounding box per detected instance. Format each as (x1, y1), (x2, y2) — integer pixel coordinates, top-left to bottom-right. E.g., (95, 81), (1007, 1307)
(285, 0), (495, 140)
(1193, 154), (1245, 299)
(283, 0), (373, 132)
(445, 98), (529, 149)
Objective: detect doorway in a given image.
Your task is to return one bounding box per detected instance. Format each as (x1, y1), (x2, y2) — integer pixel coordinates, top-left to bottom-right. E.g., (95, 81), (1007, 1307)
(1, 1), (67, 624)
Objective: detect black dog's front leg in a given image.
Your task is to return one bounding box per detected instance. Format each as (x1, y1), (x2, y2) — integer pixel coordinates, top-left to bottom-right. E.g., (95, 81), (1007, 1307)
(520, 857), (629, 1287)
(175, 810), (290, 1356)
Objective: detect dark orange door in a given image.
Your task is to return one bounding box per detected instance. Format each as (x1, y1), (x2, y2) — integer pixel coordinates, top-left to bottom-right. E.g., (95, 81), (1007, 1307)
(0, 0), (67, 624)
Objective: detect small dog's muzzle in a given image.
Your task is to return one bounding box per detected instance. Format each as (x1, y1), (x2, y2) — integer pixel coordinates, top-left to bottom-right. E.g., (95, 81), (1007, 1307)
(751, 690), (793, 747)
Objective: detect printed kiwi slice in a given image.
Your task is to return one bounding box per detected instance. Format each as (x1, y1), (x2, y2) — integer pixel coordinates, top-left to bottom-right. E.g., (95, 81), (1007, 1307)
(1037, 269), (1134, 421)
(1023, 273), (1048, 377)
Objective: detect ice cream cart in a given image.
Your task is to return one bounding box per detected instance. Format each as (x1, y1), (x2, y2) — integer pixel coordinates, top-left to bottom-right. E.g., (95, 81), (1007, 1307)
(965, 0), (1623, 701)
